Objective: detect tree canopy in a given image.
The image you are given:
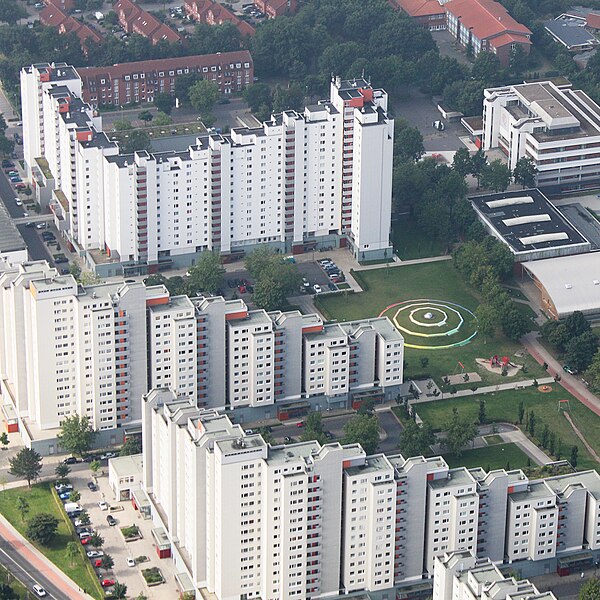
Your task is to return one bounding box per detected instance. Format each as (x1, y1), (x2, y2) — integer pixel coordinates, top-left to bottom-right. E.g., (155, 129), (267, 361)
(399, 420), (435, 457)
(26, 513), (59, 546)
(187, 252), (225, 295)
(342, 414), (380, 454)
(442, 408), (478, 457)
(57, 414), (96, 458)
(9, 448), (42, 487)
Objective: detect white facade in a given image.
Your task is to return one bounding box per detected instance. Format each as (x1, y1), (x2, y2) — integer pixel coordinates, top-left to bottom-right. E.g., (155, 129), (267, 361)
(483, 80), (600, 190)
(433, 550), (557, 600)
(0, 260), (167, 432)
(142, 391), (600, 600)
(21, 65), (394, 270)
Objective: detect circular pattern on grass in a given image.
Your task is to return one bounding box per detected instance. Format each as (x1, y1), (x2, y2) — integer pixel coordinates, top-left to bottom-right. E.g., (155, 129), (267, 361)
(379, 299), (478, 349)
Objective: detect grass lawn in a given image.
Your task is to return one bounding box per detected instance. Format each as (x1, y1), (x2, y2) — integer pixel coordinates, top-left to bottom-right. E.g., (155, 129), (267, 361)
(391, 216), (446, 260)
(414, 386), (600, 471)
(483, 434), (504, 445)
(443, 443), (530, 470)
(317, 261), (546, 385)
(0, 483), (102, 599)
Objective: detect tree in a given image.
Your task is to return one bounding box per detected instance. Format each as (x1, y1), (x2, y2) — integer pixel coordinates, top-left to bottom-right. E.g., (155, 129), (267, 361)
(26, 513), (59, 546)
(0, 432), (8, 450)
(301, 412), (327, 444)
(585, 349), (600, 395)
(564, 331), (599, 372)
(120, 436), (142, 457)
(480, 159), (512, 192)
(153, 111), (173, 126)
(342, 414), (380, 455)
(0, 583), (18, 600)
(478, 399), (487, 424)
(357, 398), (375, 416)
(90, 531), (104, 548)
(110, 582), (128, 599)
(518, 400), (525, 425)
(57, 415), (96, 458)
(69, 490), (81, 503)
(66, 541), (80, 566)
(540, 424), (550, 448)
(189, 80), (220, 115)
(9, 448), (42, 487)
(15, 496), (29, 522)
(90, 460), (102, 478)
(579, 577), (600, 599)
(527, 410), (536, 436)
(138, 110), (154, 126)
(55, 463), (71, 480)
(475, 303), (497, 343)
(399, 420), (435, 457)
(442, 408), (478, 457)
(78, 511), (91, 526)
(121, 130), (151, 154)
(112, 120), (133, 132)
(100, 554), (114, 572)
(452, 147), (472, 178)
(394, 118), (424, 162)
(154, 92), (174, 115)
(470, 149), (488, 187)
(188, 252), (225, 295)
(513, 156), (537, 188)
(570, 445), (579, 468)
(0, 0), (27, 24)
(253, 278), (287, 311)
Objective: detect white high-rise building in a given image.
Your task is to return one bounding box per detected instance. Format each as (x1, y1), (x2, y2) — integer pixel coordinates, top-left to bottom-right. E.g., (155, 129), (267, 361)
(140, 390), (600, 600)
(21, 64), (394, 274)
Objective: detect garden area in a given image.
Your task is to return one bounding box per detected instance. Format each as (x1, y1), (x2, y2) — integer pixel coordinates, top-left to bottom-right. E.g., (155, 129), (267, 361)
(0, 483), (102, 598)
(316, 261), (545, 386)
(412, 386), (600, 471)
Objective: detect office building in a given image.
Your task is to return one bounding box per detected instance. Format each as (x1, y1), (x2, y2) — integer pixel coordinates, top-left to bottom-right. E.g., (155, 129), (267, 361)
(483, 80), (600, 192)
(21, 65), (394, 272)
(141, 392), (600, 600)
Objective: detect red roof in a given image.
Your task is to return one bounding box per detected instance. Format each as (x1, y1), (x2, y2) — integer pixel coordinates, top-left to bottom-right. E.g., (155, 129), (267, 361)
(40, 5), (68, 27)
(586, 12), (600, 29)
(489, 32), (531, 48)
(391, 0), (444, 17)
(444, 0), (531, 42)
(186, 0), (255, 36)
(114, 0), (141, 21)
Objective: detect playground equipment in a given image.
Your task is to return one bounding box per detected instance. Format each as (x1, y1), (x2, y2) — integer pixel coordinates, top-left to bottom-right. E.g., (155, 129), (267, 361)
(558, 399), (571, 413)
(490, 355), (511, 368)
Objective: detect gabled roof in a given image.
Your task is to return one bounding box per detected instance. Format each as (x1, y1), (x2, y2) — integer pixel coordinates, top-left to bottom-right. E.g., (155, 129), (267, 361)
(391, 0), (445, 18)
(586, 12), (600, 29)
(40, 5), (68, 27)
(114, 0), (141, 20)
(490, 32), (532, 48)
(444, 0), (532, 42)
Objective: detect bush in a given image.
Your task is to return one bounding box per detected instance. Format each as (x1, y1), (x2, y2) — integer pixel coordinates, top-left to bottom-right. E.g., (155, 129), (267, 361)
(26, 513), (59, 545)
(142, 567), (164, 584)
(120, 525), (140, 539)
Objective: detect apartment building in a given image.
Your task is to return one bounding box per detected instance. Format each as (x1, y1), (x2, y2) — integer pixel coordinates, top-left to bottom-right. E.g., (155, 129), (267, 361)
(0, 260), (167, 442)
(21, 65), (394, 270)
(140, 392), (600, 600)
(77, 51), (254, 107)
(113, 0), (182, 44)
(483, 80), (600, 192)
(184, 0), (256, 37)
(433, 550), (557, 600)
(39, 5), (104, 52)
(147, 294), (404, 412)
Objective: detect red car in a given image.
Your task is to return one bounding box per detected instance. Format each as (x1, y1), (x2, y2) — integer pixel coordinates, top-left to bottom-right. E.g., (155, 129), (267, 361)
(296, 421), (305, 428)
(100, 579), (115, 588)
(80, 536), (91, 545)
(238, 285), (246, 294)
(94, 559), (102, 568)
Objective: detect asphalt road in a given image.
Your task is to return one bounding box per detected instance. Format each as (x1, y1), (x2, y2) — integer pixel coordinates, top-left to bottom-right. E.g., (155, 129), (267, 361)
(0, 536), (70, 599)
(270, 409), (403, 455)
(17, 223), (55, 263)
(0, 169), (23, 218)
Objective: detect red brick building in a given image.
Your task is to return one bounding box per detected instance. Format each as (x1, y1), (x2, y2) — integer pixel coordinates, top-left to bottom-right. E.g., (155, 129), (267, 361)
(184, 0), (256, 36)
(44, 0), (76, 12)
(40, 5), (103, 52)
(445, 0), (531, 66)
(253, 0), (297, 18)
(76, 51), (254, 107)
(114, 0), (182, 44)
(389, 0), (445, 30)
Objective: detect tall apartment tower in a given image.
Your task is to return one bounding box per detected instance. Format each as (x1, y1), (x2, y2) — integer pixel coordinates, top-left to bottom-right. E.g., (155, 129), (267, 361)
(21, 65), (394, 275)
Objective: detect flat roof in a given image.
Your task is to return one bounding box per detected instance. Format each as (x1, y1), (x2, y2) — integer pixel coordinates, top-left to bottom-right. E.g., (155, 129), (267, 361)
(545, 18), (599, 49)
(471, 189), (590, 254)
(109, 454), (142, 478)
(0, 202), (26, 255)
(524, 253), (600, 315)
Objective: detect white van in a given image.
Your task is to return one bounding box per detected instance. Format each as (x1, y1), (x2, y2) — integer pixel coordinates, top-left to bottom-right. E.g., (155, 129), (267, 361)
(64, 502), (82, 514)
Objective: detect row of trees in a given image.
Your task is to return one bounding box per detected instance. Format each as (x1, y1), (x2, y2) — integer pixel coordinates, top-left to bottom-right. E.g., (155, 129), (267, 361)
(540, 312), (599, 373)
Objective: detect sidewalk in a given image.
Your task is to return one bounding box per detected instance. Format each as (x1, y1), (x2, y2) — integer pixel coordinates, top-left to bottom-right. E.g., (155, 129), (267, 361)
(0, 513), (92, 599)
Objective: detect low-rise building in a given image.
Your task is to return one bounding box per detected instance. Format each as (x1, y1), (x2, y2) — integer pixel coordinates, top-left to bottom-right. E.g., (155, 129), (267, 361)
(184, 0), (256, 36)
(0, 204), (27, 267)
(483, 80), (600, 192)
(444, 0), (532, 66)
(544, 15), (600, 52)
(77, 51), (253, 107)
(44, 0), (76, 12)
(254, 0), (298, 18)
(39, 5), (103, 52)
(390, 0), (446, 30)
(113, 0), (182, 44)
(108, 453), (143, 501)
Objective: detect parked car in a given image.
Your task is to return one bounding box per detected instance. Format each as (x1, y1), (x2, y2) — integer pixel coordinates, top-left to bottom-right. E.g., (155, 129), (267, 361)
(78, 529), (93, 539)
(87, 550), (104, 558)
(14, 198), (22, 206)
(94, 558), (103, 568)
(238, 285), (247, 294)
(15, 183), (26, 190)
(127, 557), (136, 567)
(36, 223), (47, 230)
(32, 585), (47, 597)
(563, 365), (578, 375)
(54, 483), (73, 492)
(63, 456), (78, 464)
(80, 536), (91, 545)
(22, 211), (29, 217)
(54, 256), (68, 264)
(284, 436), (292, 443)
(328, 282), (337, 291)
(98, 501), (109, 511)
(58, 492), (72, 501)
(101, 580), (115, 588)
(87, 481), (98, 491)
(106, 515), (117, 526)
(1, 160), (14, 168)
(296, 421), (305, 428)
(313, 284), (322, 294)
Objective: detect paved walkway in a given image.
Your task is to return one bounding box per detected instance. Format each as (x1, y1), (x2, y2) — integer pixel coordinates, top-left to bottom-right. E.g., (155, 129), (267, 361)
(522, 332), (600, 417)
(497, 426), (553, 465)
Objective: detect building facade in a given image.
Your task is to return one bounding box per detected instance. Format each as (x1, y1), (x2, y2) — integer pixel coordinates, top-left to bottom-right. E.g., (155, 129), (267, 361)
(113, 0), (182, 44)
(483, 80), (600, 192)
(142, 392), (600, 600)
(77, 52), (253, 107)
(21, 65), (394, 269)
(184, 0), (256, 36)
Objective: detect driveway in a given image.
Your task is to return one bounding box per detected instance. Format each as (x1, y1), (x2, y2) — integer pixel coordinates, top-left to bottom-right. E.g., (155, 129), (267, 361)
(431, 30), (472, 65)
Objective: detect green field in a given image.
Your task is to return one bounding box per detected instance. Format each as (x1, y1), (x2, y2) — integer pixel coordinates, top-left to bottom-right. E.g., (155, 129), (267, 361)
(414, 386), (600, 471)
(391, 216), (446, 260)
(444, 443), (531, 470)
(0, 483), (102, 599)
(317, 261), (546, 385)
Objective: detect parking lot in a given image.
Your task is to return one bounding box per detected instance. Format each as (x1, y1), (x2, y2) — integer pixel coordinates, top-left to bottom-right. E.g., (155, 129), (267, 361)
(56, 466), (181, 599)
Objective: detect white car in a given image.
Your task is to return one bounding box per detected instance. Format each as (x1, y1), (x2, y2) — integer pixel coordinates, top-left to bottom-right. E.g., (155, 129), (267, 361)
(98, 501), (109, 511)
(87, 550), (104, 558)
(313, 284), (322, 294)
(22, 212), (29, 217)
(36, 223), (46, 230)
(32, 584), (47, 597)
(14, 198), (22, 206)
(127, 557), (136, 567)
